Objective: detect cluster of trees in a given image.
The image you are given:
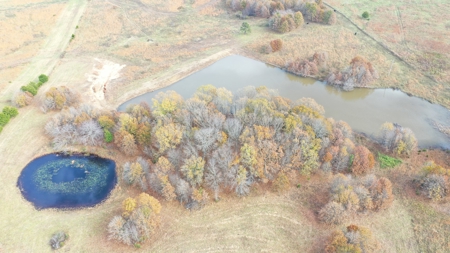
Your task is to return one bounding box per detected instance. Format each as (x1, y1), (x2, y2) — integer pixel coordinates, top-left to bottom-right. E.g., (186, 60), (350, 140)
(268, 10), (304, 33)
(327, 56), (379, 91)
(286, 51), (328, 77)
(41, 86), (79, 112)
(379, 122), (417, 156)
(108, 193), (161, 247)
(15, 74), (49, 107)
(0, 106), (19, 134)
(45, 105), (106, 149)
(325, 224), (380, 253)
(98, 86), (382, 207)
(319, 173), (394, 225)
(417, 161), (449, 201)
(226, 0), (336, 25)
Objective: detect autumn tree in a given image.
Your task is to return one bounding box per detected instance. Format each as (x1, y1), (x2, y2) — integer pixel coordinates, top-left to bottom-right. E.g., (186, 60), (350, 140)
(351, 146), (375, 176)
(270, 39), (283, 52)
(115, 129), (138, 155)
(379, 122), (417, 156)
(154, 120), (184, 154)
(181, 155), (205, 187)
(152, 90), (184, 118)
(325, 225), (380, 253)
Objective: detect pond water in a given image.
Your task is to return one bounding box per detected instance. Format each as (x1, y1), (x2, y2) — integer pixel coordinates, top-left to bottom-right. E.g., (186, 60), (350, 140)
(17, 153), (117, 209)
(119, 55), (450, 149)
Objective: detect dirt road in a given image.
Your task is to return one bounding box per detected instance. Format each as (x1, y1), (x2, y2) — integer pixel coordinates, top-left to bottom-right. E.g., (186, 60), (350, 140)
(0, 0), (87, 103)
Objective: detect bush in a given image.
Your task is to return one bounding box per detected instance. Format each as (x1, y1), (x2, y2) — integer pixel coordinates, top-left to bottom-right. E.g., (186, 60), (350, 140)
(39, 74), (49, 83)
(362, 11), (369, 19)
(104, 129), (114, 143)
(378, 153), (402, 168)
(270, 39), (283, 52)
(0, 113), (10, 127)
(20, 85), (37, 96)
(2, 106), (18, 118)
(14, 92), (33, 107)
(49, 231), (68, 250)
(240, 22), (251, 34)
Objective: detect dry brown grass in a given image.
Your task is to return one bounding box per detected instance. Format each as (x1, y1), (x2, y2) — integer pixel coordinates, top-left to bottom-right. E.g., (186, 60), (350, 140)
(1, 0), (450, 252)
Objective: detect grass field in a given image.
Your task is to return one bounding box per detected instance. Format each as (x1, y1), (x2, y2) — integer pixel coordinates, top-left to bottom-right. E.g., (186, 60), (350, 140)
(0, 0), (450, 252)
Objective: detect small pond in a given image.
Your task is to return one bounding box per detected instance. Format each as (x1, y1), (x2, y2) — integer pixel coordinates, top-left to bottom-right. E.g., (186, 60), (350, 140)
(17, 153), (117, 209)
(119, 55), (450, 149)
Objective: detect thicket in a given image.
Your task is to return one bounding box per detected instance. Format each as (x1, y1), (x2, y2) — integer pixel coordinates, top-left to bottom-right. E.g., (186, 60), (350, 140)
(319, 173), (394, 225)
(269, 11), (304, 33)
(416, 161), (449, 201)
(327, 56), (379, 91)
(15, 74), (49, 107)
(379, 122), (417, 156)
(226, 0), (336, 30)
(0, 106), (19, 134)
(41, 86), (79, 112)
(107, 193), (161, 247)
(286, 51), (328, 77)
(325, 224), (380, 253)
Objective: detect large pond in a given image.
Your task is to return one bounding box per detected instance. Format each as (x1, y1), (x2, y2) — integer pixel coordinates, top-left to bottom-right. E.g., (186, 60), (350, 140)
(17, 153), (117, 209)
(119, 55), (450, 149)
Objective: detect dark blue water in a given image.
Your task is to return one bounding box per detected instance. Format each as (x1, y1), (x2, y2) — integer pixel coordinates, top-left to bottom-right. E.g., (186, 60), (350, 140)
(17, 153), (117, 209)
(52, 165), (87, 183)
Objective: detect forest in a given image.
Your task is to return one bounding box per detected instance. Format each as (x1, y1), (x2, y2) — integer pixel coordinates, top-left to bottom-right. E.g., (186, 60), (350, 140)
(40, 84), (446, 251)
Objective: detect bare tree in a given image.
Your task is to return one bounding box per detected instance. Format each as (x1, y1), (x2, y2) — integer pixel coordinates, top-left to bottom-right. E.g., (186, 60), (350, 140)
(205, 158), (223, 201)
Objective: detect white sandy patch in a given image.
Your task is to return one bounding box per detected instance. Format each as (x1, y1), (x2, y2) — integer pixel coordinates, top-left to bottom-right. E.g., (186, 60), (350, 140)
(86, 58), (125, 103)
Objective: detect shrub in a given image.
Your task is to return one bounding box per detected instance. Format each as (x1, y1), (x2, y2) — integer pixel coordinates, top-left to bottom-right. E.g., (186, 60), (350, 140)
(421, 174), (448, 201)
(14, 92), (33, 107)
(378, 153), (402, 168)
(0, 113), (10, 127)
(240, 22), (251, 34)
(49, 231), (68, 250)
(362, 11), (369, 19)
(20, 85), (37, 96)
(319, 201), (346, 225)
(270, 39), (283, 52)
(2, 106), (18, 118)
(39, 74), (49, 83)
(273, 172), (290, 192)
(368, 177), (394, 210)
(104, 129), (113, 143)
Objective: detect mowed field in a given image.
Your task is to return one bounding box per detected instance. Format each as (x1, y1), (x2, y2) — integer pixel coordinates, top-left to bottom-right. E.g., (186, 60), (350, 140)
(0, 0), (450, 252)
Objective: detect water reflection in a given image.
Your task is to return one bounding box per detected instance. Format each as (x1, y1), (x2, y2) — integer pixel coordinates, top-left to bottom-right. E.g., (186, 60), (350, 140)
(119, 55), (450, 149)
(324, 84), (374, 101)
